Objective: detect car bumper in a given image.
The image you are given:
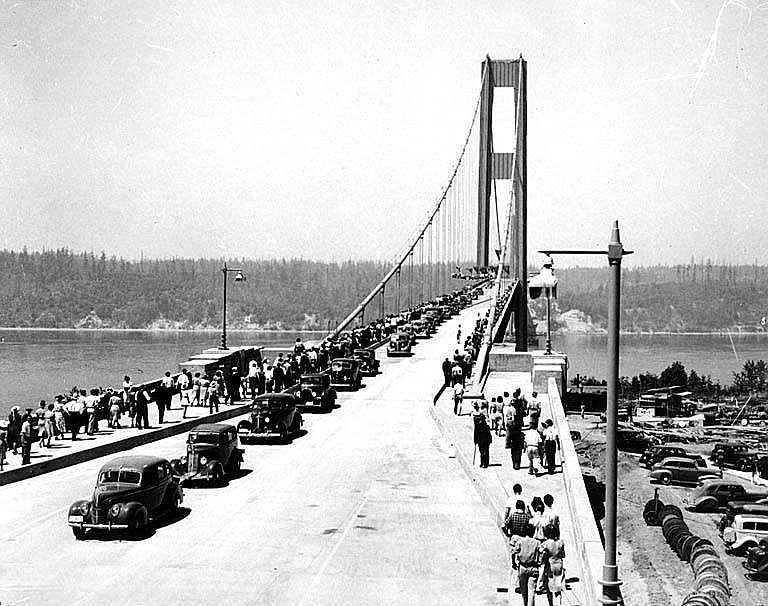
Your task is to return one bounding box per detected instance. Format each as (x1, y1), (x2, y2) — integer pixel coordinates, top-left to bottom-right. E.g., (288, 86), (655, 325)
(67, 517), (129, 530)
(240, 430), (283, 439)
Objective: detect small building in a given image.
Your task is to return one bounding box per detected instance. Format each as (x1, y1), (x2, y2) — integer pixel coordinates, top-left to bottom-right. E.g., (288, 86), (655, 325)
(635, 386), (694, 419)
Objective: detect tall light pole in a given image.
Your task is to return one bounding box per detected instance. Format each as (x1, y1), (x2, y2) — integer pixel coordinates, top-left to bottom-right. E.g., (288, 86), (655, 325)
(540, 220), (632, 606)
(220, 262), (246, 350)
(528, 256), (557, 354)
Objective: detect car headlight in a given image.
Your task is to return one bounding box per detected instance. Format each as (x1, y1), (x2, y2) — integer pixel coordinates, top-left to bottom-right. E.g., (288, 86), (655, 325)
(110, 503), (122, 517)
(264, 416), (270, 424)
(199, 456), (208, 466)
(79, 502), (91, 514)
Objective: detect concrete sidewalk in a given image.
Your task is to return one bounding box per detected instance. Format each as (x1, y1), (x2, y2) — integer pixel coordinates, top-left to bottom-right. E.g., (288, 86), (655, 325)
(0, 395), (251, 485)
(430, 374), (591, 606)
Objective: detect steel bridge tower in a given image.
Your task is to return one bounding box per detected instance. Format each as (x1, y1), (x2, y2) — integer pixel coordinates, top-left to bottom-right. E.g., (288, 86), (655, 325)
(476, 56), (528, 351)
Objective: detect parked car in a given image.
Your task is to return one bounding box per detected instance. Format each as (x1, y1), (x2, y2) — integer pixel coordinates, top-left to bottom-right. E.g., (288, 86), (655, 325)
(411, 319), (432, 339)
(329, 358), (362, 390)
(387, 332), (413, 357)
(639, 445), (689, 468)
(719, 501), (768, 533)
(686, 479), (768, 512)
(352, 349), (380, 376)
(649, 456), (721, 485)
(298, 373), (336, 411)
(711, 442), (760, 472)
(723, 514), (768, 554)
(399, 324), (417, 346)
(237, 394), (302, 443)
(617, 429), (660, 454)
(68, 455), (183, 539)
(743, 540), (768, 576)
(170, 423), (243, 486)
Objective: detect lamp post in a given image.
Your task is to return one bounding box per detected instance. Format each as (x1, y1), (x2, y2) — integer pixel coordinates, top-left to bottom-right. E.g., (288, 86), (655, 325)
(220, 262), (246, 350)
(539, 220), (632, 606)
(528, 256), (557, 354)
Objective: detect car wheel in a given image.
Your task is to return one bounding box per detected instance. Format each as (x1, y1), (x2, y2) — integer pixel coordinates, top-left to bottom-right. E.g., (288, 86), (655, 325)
(738, 460), (753, 472)
(129, 510), (148, 539)
(697, 499), (717, 512)
(231, 456), (241, 475)
(72, 527), (86, 540)
(660, 474), (672, 485)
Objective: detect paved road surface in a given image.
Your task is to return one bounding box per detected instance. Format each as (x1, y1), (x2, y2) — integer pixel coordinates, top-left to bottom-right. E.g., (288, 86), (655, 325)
(0, 304), (508, 606)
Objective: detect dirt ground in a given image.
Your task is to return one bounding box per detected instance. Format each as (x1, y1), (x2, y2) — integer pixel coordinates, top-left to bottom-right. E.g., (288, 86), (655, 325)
(569, 413), (768, 606)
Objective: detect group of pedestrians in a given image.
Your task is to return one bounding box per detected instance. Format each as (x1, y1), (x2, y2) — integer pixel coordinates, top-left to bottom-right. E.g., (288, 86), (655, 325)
(503, 485), (566, 606)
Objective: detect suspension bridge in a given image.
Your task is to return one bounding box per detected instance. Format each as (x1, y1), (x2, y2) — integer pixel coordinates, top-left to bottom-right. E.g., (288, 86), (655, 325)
(0, 56), (608, 606)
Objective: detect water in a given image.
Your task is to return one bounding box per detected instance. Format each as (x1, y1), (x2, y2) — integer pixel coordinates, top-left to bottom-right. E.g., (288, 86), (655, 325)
(1, 330), (765, 413)
(560, 333), (768, 387)
(0, 329), (325, 412)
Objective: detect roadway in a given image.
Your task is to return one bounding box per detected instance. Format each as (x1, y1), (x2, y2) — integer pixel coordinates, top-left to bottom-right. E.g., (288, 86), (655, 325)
(0, 302), (508, 606)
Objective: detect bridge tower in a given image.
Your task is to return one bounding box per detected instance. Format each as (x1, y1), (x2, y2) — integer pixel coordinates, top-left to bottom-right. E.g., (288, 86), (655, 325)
(477, 56), (528, 350)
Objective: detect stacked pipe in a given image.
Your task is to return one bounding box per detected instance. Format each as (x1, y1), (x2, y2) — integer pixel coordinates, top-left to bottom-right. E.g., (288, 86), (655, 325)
(644, 498), (731, 606)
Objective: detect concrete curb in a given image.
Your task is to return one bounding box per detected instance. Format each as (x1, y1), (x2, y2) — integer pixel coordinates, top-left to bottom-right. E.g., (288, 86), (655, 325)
(0, 403), (252, 487)
(427, 396), (513, 565)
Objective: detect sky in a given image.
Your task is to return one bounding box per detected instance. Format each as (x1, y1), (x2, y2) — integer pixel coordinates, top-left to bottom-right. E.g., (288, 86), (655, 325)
(1, 1), (767, 267)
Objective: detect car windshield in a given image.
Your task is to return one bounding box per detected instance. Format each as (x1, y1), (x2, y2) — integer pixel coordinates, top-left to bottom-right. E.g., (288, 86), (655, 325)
(99, 469), (141, 484)
(303, 377), (323, 386)
(188, 433), (219, 445)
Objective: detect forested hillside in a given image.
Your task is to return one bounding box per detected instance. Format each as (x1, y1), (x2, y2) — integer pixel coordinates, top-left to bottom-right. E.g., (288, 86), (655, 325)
(554, 261), (768, 332)
(0, 249), (460, 329)
(1, 248), (765, 332)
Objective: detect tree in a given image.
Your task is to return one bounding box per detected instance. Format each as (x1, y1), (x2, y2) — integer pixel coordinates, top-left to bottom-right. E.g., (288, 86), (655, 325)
(732, 359), (768, 394)
(660, 361), (687, 388)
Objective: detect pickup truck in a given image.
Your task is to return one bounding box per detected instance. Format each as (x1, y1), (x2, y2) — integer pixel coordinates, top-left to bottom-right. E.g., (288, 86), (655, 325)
(686, 479), (768, 512)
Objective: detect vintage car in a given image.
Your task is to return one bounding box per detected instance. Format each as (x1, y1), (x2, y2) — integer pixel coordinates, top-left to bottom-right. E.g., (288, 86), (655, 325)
(617, 429), (660, 454)
(329, 358), (362, 390)
(649, 456), (720, 486)
(685, 479), (768, 512)
(639, 445), (689, 468)
(399, 324), (417, 346)
(744, 540), (768, 577)
(411, 319), (432, 339)
(68, 455), (183, 539)
(723, 514), (768, 554)
(352, 349), (380, 375)
(298, 373), (337, 411)
(170, 423), (243, 486)
(718, 501), (768, 533)
(711, 442), (760, 472)
(237, 394), (303, 442)
(387, 332), (413, 357)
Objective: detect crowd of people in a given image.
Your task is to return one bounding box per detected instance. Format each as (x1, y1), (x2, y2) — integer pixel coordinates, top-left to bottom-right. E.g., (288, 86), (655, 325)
(503, 485), (566, 606)
(437, 307), (567, 605)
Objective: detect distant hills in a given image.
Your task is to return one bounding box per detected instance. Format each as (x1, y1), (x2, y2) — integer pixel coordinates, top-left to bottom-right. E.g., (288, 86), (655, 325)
(1, 249), (765, 333)
(550, 262), (768, 333)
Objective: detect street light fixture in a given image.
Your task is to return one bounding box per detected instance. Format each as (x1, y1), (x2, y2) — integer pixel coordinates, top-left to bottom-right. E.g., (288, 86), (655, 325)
(528, 255), (558, 354)
(220, 262), (246, 350)
(539, 220), (633, 606)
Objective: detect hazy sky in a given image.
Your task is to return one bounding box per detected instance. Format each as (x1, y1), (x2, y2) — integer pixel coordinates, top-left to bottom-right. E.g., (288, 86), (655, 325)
(2, 1), (766, 267)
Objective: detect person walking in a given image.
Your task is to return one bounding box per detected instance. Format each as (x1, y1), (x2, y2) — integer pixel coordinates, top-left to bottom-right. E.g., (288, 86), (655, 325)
(7, 406), (21, 455)
(473, 404), (493, 468)
(442, 357), (452, 387)
(134, 388), (150, 430)
(513, 524), (542, 606)
(451, 362), (464, 387)
(247, 360), (260, 397)
(85, 389), (100, 435)
(161, 371), (175, 411)
(42, 403), (55, 448)
(191, 373), (202, 406)
(108, 390), (123, 428)
(453, 382), (464, 415)
(0, 420), (7, 470)
(54, 398), (66, 439)
(177, 369), (192, 404)
(524, 422), (541, 476)
(543, 420), (560, 475)
(65, 396), (84, 440)
(540, 525), (566, 606)
(20, 412), (32, 465)
(528, 392), (541, 428)
(155, 385), (167, 425)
